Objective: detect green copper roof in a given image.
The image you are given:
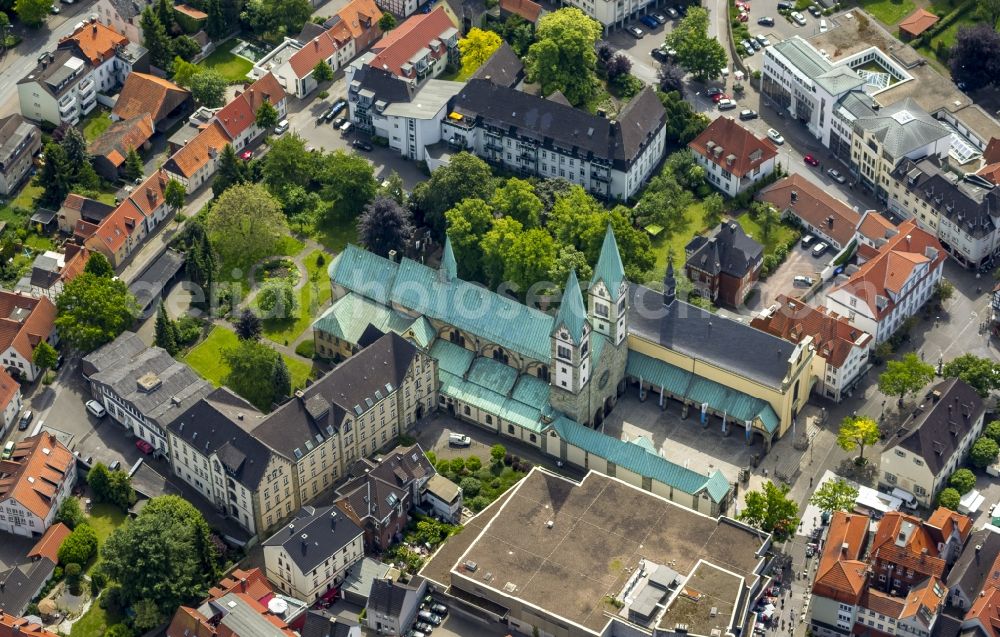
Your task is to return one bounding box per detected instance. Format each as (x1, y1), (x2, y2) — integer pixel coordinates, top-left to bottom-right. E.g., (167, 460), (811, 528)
(549, 416), (730, 503)
(552, 269), (587, 343)
(591, 224), (625, 294)
(430, 340), (475, 376)
(438, 369), (546, 433)
(467, 357), (518, 395)
(328, 245), (399, 305)
(511, 374), (550, 406)
(440, 236), (457, 282)
(409, 316), (436, 348)
(312, 293), (413, 344)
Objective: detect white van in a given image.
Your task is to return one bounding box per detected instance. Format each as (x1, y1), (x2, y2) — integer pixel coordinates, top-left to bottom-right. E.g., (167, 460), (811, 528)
(891, 487), (918, 510)
(86, 400), (107, 418)
(819, 18), (828, 32)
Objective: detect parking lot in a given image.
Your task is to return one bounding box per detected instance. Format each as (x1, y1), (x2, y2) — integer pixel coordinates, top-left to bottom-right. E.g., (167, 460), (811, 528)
(603, 12), (678, 85)
(749, 241), (824, 311)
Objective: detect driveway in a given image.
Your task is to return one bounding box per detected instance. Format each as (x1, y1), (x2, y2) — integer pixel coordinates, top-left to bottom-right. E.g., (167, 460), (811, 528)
(748, 242), (823, 311)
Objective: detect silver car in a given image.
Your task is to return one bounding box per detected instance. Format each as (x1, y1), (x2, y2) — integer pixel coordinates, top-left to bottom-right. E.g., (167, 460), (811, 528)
(791, 11), (807, 25)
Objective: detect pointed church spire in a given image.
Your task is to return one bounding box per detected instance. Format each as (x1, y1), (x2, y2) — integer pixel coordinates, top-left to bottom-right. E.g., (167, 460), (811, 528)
(553, 269), (587, 342)
(663, 256), (676, 306)
(591, 223), (626, 292)
(440, 235), (457, 282)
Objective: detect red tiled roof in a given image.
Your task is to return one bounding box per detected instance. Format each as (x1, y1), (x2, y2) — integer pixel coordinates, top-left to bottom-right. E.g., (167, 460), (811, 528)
(899, 8), (939, 37)
(500, 0), (542, 21)
(127, 169), (169, 218)
(899, 576), (944, 624)
(59, 22), (128, 66)
(0, 368), (19, 416)
(206, 568), (274, 603)
(166, 592), (296, 637)
(813, 511), (869, 602)
(926, 507), (972, 545)
(0, 432), (74, 521)
(60, 244), (91, 286)
(0, 292), (56, 362)
(985, 138), (1000, 165)
(857, 210), (897, 243)
(112, 72), (190, 124)
(215, 73), (286, 140)
(164, 120), (231, 178)
(73, 220), (99, 241)
(174, 4), (208, 19)
(757, 174), (861, 247)
(751, 295), (872, 368)
(28, 522), (71, 563)
(88, 114), (154, 167)
(369, 7), (456, 76)
(88, 199), (144, 255)
(870, 511), (947, 580)
(862, 589), (906, 618)
(967, 586), (1000, 637)
(289, 32), (338, 78)
(689, 116), (778, 178)
(978, 162), (1000, 186)
(289, 0), (381, 78)
(832, 220), (945, 320)
(0, 613), (58, 637)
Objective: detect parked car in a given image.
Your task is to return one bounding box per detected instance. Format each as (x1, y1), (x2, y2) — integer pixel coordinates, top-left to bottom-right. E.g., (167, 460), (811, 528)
(627, 25), (644, 38)
(339, 120), (354, 133)
(651, 11), (667, 23)
(801, 234), (815, 247)
(323, 103), (341, 122)
(808, 4), (822, 16)
(803, 154), (819, 166)
(430, 603), (448, 615)
(755, 34), (770, 46)
(239, 149), (253, 161)
(705, 87), (725, 97)
(330, 98), (347, 116)
(419, 1), (432, 12)
(777, 1), (792, 11)
(352, 140), (373, 151)
(50, 4), (60, 13)
(793, 275), (816, 287)
(109, 460), (121, 471)
(739, 109), (758, 120)
(827, 168), (846, 183)
(651, 47), (668, 62)
(136, 439), (154, 455)
(812, 242), (829, 257)
(2, 441), (14, 461)
(640, 14), (659, 28)
(18, 410), (33, 431)
(712, 91), (730, 103)
(418, 611), (442, 625)
(449, 433), (471, 447)
(274, 119), (289, 135)
(742, 40), (755, 55)
(86, 400), (107, 418)
(666, 6), (679, 18)
(717, 99), (737, 111)
(767, 128), (785, 144)
(414, 622), (434, 633)
(819, 18), (828, 31)
(749, 38), (761, 51)
(332, 117), (346, 128)
(757, 16), (774, 25)
(791, 11), (806, 25)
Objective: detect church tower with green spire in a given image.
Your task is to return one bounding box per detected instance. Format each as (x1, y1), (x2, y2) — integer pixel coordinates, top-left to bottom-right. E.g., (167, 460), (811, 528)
(589, 225), (629, 346)
(439, 235), (457, 282)
(549, 269), (592, 422)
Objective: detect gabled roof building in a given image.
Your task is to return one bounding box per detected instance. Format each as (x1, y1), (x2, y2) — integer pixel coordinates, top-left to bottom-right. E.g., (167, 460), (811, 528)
(689, 116), (778, 197)
(0, 291), (57, 383)
(111, 72), (190, 130)
(684, 220), (764, 307)
(0, 115), (41, 197)
(0, 432), (77, 538)
(757, 173), (862, 251)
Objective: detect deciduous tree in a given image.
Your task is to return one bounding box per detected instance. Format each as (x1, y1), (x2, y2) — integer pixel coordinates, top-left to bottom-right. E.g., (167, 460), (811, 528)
(445, 197), (495, 281)
(492, 177), (542, 229)
(13, 0), (49, 26)
(458, 28), (502, 76)
(256, 279), (296, 318)
(737, 480), (798, 541)
(949, 468), (977, 495)
(58, 523), (98, 565)
(378, 12), (396, 30)
(84, 252), (114, 278)
(255, 100), (279, 132)
(548, 245), (592, 286)
(481, 216), (523, 288)
(503, 228), (557, 297)
(311, 59), (334, 83)
(605, 52), (632, 80)
(32, 340), (58, 380)
(207, 182), (288, 264)
(222, 339), (287, 410)
(657, 61), (686, 96)
(358, 196), (415, 259)
(411, 152), (495, 237)
(56, 273), (138, 352)
(971, 436), (1000, 468)
(317, 150), (378, 225)
(942, 353), (1000, 397)
(938, 487), (961, 510)
(809, 478), (858, 513)
(703, 193), (725, 228)
(836, 416), (880, 464)
(190, 69), (228, 107)
(978, 0), (1000, 28)
(949, 25), (1000, 92)
(665, 6), (727, 81)
(524, 8), (602, 106)
(61, 127), (99, 190)
(878, 352), (935, 405)
(55, 497), (85, 529)
(165, 178), (186, 212)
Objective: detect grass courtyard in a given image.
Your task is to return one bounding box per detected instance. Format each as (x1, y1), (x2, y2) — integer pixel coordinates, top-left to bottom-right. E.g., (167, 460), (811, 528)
(70, 601), (125, 637)
(857, 0), (916, 25)
(81, 108), (112, 143)
(68, 502), (129, 637)
(650, 201), (708, 278)
(735, 212), (799, 254)
(183, 326), (312, 389)
(197, 38), (254, 83)
(259, 250), (333, 346)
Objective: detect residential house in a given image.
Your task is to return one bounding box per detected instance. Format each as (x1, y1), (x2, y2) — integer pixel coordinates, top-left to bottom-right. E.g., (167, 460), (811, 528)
(111, 72), (191, 131)
(0, 292), (57, 383)
(300, 611), (362, 637)
(499, 0), (543, 23)
(17, 20), (146, 126)
(0, 369), (22, 437)
(56, 194), (114, 235)
(421, 472), (462, 523)
(469, 42), (524, 89)
(0, 558), (54, 617)
(752, 295), (873, 401)
(252, 332), (438, 507)
(879, 378), (985, 506)
(162, 120), (231, 189)
(262, 506), (364, 603)
(166, 388), (297, 537)
(333, 444), (434, 551)
(365, 8), (458, 84)
(213, 73), (287, 152)
(85, 168), (172, 268)
(0, 612), (58, 636)
(88, 113), (155, 180)
(27, 523), (70, 564)
(364, 578), (426, 636)
(92, 0), (154, 45)
(556, 0), (671, 27)
(978, 161), (1000, 187)
(684, 221), (764, 307)
(15, 245), (90, 302)
(0, 432), (76, 537)
(869, 509), (968, 590)
(855, 209), (899, 262)
(944, 528), (1000, 613)
(824, 219), (945, 343)
(253, 0), (382, 98)
(689, 116), (778, 197)
(436, 80), (666, 200)
(84, 335), (212, 456)
(757, 174), (862, 251)
(166, 567), (302, 637)
(0, 115), (41, 196)
(899, 8), (939, 39)
(887, 156), (1000, 269)
(79, 329), (145, 379)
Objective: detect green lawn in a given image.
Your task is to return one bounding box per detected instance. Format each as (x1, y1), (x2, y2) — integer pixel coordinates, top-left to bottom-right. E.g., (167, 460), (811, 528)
(184, 326), (312, 389)
(314, 217), (358, 253)
(198, 38), (254, 83)
(259, 250), (333, 345)
(81, 108), (112, 143)
(86, 503), (127, 544)
(858, 0), (916, 25)
(650, 201), (708, 278)
(915, 5), (977, 64)
(217, 235), (305, 294)
(70, 596), (125, 637)
(735, 213), (799, 255)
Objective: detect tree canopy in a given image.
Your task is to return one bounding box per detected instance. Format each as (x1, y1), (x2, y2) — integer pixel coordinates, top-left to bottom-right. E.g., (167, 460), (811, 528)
(949, 468), (977, 495)
(938, 487), (961, 510)
(56, 273), (138, 352)
(207, 183), (289, 265)
(942, 354), (1000, 397)
(412, 152), (495, 238)
(58, 523), (98, 566)
(223, 339), (288, 411)
(950, 25), (1000, 92)
(190, 69), (228, 107)
(836, 416), (880, 464)
(524, 8), (602, 106)
(459, 28), (503, 77)
(878, 353), (935, 405)
(971, 436), (1000, 468)
(737, 480), (798, 541)
(809, 479), (859, 513)
(14, 0), (49, 26)
(358, 196), (415, 258)
(665, 7), (728, 81)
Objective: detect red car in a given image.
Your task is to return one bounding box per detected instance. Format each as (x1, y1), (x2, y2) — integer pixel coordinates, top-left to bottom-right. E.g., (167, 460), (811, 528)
(803, 154), (819, 167)
(738, 11), (749, 21)
(135, 440), (154, 455)
(239, 149), (254, 161)
(712, 92), (730, 103)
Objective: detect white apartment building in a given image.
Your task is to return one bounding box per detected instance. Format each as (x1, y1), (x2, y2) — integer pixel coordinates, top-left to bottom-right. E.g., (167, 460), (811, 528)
(688, 116), (778, 197)
(0, 433), (77, 538)
(263, 505), (365, 603)
(0, 115), (41, 197)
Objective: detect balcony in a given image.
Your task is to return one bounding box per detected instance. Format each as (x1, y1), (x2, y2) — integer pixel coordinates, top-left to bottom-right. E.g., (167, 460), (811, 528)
(485, 141), (502, 152)
(78, 77), (94, 94)
(58, 95), (78, 114)
(591, 172), (610, 183)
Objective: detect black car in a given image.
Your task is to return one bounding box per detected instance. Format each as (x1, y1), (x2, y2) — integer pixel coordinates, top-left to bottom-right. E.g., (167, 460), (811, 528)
(332, 117), (347, 128)
(705, 87), (725, 97)
(808, 4), (822, 16)
(322, 105), (340, 123)
(352, 140), (373, 151)
(651, 47), (669, 62)
(757, 16), (774, 26)
(18, 410), (33, 431)
(777, 1), (792, 11)
(738, 108), (758, 120)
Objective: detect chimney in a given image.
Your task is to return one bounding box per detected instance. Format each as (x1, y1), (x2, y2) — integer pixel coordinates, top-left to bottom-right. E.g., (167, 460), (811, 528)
(146, 187), (155, 203)
(92, 24), (98, 33)
(240, 578), (247, 592)
(790, 191), (798, 203)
